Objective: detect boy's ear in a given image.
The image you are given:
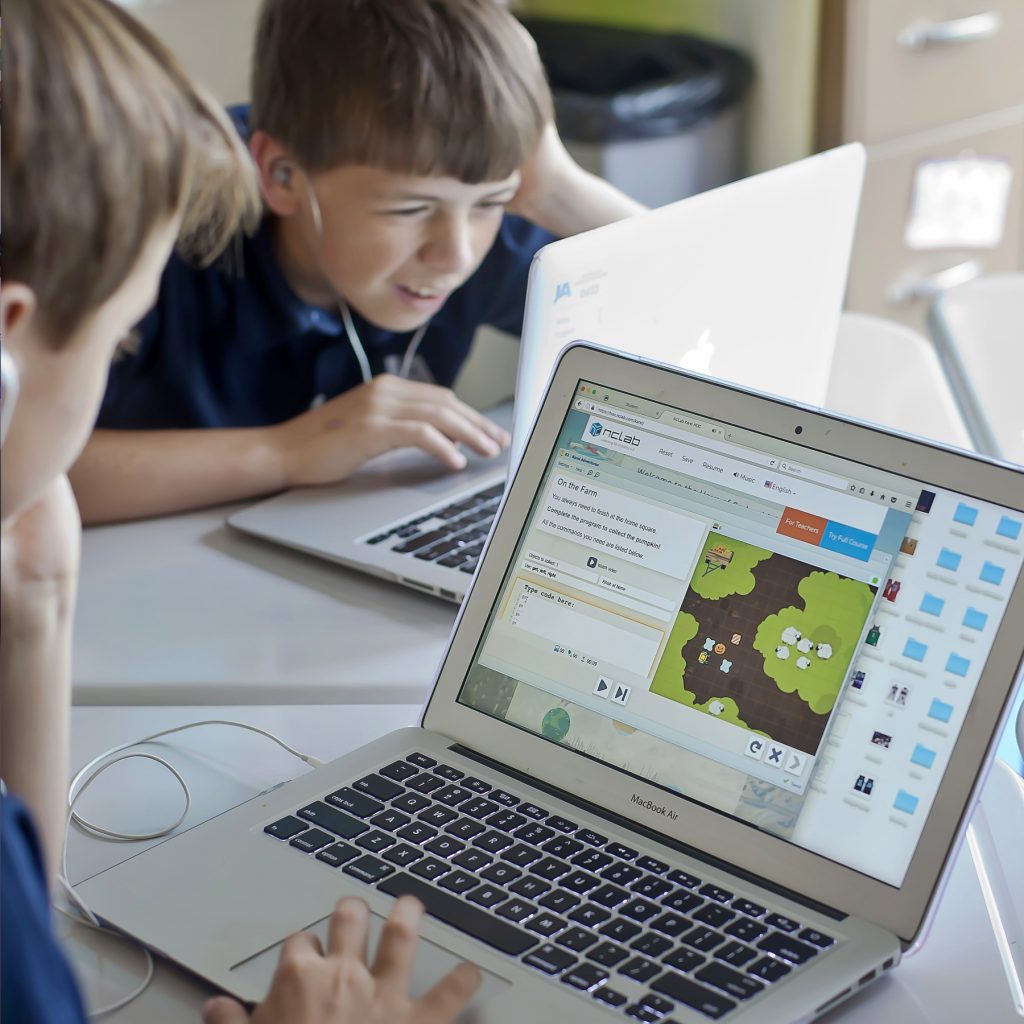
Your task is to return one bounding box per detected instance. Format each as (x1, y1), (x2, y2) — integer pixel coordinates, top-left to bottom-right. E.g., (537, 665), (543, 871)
(0, 283), (38, 351)
(250, 131), (300, 217)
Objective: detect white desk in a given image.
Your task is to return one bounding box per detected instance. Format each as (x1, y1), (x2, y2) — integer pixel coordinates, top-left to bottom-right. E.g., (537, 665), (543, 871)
(73, 505), (457, 705)
(61, 705), (1022, 1024)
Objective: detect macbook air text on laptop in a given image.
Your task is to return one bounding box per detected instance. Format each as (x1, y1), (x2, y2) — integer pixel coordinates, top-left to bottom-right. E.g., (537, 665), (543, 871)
(226, 144), (865, 603)
(79, 343), (1024, 1023)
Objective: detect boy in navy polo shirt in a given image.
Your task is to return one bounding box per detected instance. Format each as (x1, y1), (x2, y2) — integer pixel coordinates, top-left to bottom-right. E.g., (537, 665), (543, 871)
(70, 0), (642, 524)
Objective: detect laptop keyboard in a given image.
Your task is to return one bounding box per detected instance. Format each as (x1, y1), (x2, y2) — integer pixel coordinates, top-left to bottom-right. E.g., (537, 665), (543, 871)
(263, 752), (839, 1021)
(362, 483), (505, 574)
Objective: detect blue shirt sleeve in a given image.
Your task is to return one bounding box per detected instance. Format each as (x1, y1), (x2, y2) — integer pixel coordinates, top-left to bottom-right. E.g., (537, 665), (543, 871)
(1, 794), (88, 1024)
(477, 215), (556, 337)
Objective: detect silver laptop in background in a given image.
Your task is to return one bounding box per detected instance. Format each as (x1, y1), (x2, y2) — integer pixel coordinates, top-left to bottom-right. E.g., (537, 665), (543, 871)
(80, 343), (1024, 1023)
(227, 145), (865, 602)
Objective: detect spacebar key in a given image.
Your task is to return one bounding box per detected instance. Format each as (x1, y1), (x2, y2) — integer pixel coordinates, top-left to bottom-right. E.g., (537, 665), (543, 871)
(379, 873), (537, 956)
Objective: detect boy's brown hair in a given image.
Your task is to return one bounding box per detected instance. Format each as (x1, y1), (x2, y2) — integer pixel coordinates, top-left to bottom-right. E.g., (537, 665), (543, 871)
(250, 0), (553, 182)
(2, 0), (260, 342)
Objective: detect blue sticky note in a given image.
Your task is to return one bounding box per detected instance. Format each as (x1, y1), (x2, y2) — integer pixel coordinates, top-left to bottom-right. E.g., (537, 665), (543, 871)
(963, 607), (988, 631)
(997, 516), (1021, 540)
(954, 502), (978, 526)
(903, 638), (928, 662)
(980, 561), (1005, 586)
(937, 548), (962, 571)
(928, 698), (954, 723)
(911, 744), (936, 769)
(945, 653), (970, 677)
(919, 593), (944, 617)
(894, 790), (920, 815)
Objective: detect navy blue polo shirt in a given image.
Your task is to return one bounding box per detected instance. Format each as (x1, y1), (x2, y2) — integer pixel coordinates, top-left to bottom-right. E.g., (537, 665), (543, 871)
(98, 110), (555, 430)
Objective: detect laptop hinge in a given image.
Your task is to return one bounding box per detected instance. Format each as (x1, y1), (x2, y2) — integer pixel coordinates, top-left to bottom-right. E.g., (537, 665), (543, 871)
(451, 742), (846, 923)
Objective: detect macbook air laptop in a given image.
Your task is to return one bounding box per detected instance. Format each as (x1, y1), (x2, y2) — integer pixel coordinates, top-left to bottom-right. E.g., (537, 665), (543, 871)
(80, 342), (1024, 1023)
(226, 145), (866, 603)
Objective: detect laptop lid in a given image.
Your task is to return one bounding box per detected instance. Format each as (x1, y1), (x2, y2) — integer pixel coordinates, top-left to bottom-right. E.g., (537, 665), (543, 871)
(425, 341), (1024, 945)
(511, 144), (866, 462)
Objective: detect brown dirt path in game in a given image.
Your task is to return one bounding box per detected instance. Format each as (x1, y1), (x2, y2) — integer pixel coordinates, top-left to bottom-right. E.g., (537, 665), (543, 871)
(681, 554), (832, 753)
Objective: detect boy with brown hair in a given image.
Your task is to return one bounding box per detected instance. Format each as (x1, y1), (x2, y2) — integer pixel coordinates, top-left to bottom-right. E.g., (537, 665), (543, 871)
(70, 0), (642, 523)
(1, 1), (478, 1020)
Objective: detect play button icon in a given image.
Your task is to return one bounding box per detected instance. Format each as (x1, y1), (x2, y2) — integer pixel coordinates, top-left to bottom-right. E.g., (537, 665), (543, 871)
(593, 677), (612, 699)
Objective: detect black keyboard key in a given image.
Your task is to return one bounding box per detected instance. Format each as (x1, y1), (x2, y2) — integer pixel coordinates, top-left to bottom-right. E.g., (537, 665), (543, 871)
(531, 857), (571, 882)
(379, 760), (419, 783)
(419, 806), (459, 828)
(600, 918), (642, 943)
(316, 842), (360, 867)
(343, 854), (395, 884)
(518, 803), (548, 820)
(515, 823), (556, 846)
(391, 792), (433, 815)
(290, 828), (334, 853)
(354, 774), (403, 802)
(393, 528), (452, 554)
(462, 797), (500, 820)
(716, 941), (758, 968)
(798, 928), (835, 949)
(631, 994), (676, 1021)
(380, 873), (537, 956)
(696, 962), (765, 1001)
(543, 837), (584, 859)
(527, 913), (567, 938)
(407, 773), (445, 794)
(663, 890), (704, 915)
(594, 986), (628, 1007)
(264, 816), (308, 840)
(725, 918), (768, 943)
(632, 876), (673, 900)
(539, 890), (580, 915)
(620, 899), (660, 923)
(503, 843), (542, 868)
(461, 777), (491, 794)
(636, 855), (669, 875)
(481, 862), (520, 886)
(573, 849), (614, 872)
(497, 899), (536, 924)
(562, 871), (601, 895)
(547, 815), (577, 833)
(562, 961), (608, 990)
(765, 912), (800, 933)
(434, 785), (472, 807)
(557, 927), (600, 953)
(607, 842), (638, 860)
(663, 947), (706, 974)
(356, 830), (395, 853)
(575, 828), (607, 847)
(298, 803), (368, 840)
(602, 863), (643, 886)
(446, 817), (486, 841)
(490, 789), (519, 807)
(667, 869), (701, 889)
(758, 932), (818, 965)
(409, 857), (449, 881)
(510, 876), (550, 901)
(383, 843), (423, 867)
(326, 787), (383, 818)
(438, 870), (477, 895)
(619, 956), (659, 983)
(475, 830), (514, 854)
(370, 810), (411, 833)
(694, 904), (736, 929)
(523, 944), (575, 975)
(591, 884), (629, 908)
(467, 884), (506, 909)
(651, 971), (737, 1020)
(396, 822), (437, 845)
(569, 903), (611, 928)
(424, 836), (464, 859)
(747, 956), (792, 983)
(488, 810), (528, 833)
(699, 884), (734, 904)
(682, 926), (726, 952)
(630, 932), (673, 958)
(432, 764), (464, 782)
(732, 898), (766, 918)
(650, 912), (690, 937)
(588, 941), (629, 967)
(405, 752), (437, 769)
(451, 849), (492, 872)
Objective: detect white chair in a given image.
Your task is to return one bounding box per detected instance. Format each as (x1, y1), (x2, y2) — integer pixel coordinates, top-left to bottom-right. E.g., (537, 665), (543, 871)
(825, 311), (973, 449)
(928, 273), (1024, 465)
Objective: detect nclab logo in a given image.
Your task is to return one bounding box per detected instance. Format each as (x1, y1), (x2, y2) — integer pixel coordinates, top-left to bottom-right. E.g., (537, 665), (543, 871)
(589, 421), (603, 437)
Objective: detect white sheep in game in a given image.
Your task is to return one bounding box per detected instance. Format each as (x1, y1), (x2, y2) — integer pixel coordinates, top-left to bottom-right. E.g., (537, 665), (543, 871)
(816, 643), (833, 660)
(796, 656), (811, 670)
(796, 637), (813, 654)
(708, 700), (726, 715)
(781, 626), (801, 645)
(774, 645), (791, 660)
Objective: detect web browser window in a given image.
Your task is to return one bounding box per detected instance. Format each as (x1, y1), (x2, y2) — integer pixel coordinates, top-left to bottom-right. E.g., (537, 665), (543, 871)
(459, 380), (1024, 887)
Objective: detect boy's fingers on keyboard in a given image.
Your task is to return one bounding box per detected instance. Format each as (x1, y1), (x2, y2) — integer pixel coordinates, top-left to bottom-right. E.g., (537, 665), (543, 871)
(402, 403), (501, 457)
(372, 894), (424, 984)
(387, 421), (468, 470)
(280, 928), (325, 962)
(328, 896), (371, 961)
(415, 960), (481, 1024)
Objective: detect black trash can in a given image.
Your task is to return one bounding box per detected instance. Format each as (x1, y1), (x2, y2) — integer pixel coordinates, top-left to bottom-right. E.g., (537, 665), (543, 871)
(520, 18), (753, 207)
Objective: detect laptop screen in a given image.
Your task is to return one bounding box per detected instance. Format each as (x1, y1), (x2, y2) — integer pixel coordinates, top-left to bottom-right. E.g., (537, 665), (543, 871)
(458, 379), (1023, 888)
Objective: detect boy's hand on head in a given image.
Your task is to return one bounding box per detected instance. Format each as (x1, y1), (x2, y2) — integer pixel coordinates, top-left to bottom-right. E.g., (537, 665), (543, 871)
(507, 122), (578, 226)
(202, 896), (480, 1024)
(268, 375), (510, 488)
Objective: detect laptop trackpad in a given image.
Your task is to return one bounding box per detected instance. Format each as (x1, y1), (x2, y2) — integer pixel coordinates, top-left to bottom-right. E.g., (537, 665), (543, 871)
(230, 908), (509, 1018)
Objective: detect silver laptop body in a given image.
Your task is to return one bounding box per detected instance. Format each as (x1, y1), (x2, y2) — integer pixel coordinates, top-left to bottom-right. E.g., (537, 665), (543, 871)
(227, 145), (865, 603)
(79, 343), (1024, 1023)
